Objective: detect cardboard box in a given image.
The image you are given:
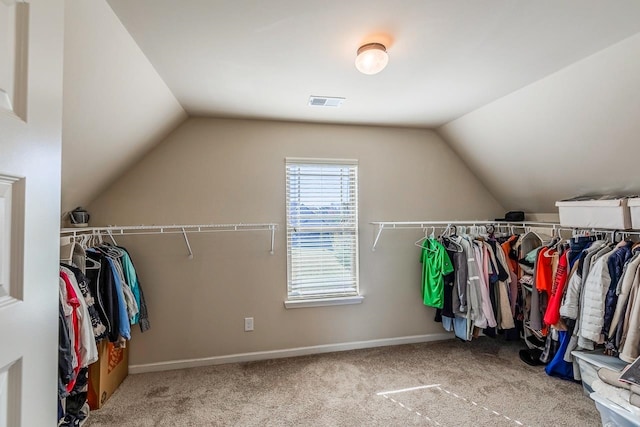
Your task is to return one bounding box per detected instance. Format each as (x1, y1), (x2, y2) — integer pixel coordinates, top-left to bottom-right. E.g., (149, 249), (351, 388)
(88, 340), (128, 409)
(556, 197), (631, 229)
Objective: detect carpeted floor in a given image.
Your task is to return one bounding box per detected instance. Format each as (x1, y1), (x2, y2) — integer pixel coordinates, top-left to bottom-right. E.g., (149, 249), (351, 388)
(85, 337), (601, 426)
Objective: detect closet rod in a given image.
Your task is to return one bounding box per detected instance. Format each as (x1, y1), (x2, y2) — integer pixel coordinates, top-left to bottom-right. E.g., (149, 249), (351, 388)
(556, 227), (640, 241)
(370, 220), (560, 251)
(60, 223), (279, 255)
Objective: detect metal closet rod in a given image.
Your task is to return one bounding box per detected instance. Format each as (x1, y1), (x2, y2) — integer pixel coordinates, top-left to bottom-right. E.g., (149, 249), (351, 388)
(369, 220), (640, 251)
(60, 223), (279, 257)
(369, 220), (560, 251)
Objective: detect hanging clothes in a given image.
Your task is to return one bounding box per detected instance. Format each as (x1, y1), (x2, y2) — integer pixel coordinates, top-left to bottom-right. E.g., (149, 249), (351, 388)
(58, 236), (150, 427)
(419, 238), (454, 309)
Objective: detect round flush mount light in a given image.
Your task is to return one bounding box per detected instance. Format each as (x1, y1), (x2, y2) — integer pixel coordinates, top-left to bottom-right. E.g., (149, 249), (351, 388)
(355, 42), (388, 75)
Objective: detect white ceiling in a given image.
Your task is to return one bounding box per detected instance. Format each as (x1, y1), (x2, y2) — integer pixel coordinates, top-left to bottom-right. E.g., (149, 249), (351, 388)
(106, 0), (640, 128)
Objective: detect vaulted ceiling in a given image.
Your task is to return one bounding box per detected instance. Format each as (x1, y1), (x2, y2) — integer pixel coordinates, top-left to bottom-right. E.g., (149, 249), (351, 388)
(61, 0), (640, 213)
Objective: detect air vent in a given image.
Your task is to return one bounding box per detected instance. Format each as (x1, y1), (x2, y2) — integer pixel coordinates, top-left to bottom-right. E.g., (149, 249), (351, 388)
(308, 96), (345, 107)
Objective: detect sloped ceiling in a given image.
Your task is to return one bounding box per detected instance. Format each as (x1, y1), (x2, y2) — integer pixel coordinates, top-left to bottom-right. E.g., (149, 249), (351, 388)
(61, 0), (187, 214)
(62, 1), (640, 216)
(106, 0), (640, 128)
(438, 33), (640, 213)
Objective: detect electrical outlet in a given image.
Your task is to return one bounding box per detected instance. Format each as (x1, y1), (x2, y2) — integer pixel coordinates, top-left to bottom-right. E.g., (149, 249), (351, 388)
(244, 317), (254, 332)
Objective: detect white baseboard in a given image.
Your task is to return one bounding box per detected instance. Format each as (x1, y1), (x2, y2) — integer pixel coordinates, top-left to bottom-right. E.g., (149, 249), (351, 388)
(129, 332), (454, 374)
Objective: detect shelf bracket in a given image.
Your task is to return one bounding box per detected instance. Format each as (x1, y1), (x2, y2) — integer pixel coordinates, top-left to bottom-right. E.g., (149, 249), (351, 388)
(372, 223), (384, 251)
(270, 225), (276, 255)
(181, 227), (194, 259)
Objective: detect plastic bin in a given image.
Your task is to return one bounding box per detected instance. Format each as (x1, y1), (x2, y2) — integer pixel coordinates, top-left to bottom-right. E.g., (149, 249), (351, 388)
(590, 391), (640, 427)
(556, 197), (631, 229)
(629, 198), (640, 230)
(572, 351), (629, 396)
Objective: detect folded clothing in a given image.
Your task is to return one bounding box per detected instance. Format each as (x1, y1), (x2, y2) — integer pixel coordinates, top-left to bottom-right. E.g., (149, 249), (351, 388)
(598, 367), (640, 395)
(592, 378), (635, 413)
(631, 392), (640, 409)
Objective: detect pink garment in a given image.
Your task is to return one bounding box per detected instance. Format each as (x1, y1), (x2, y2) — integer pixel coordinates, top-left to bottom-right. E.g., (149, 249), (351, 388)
(543, 252), (569, 326)
(475, 244), (497, 328)
(61, 271), (81, 394)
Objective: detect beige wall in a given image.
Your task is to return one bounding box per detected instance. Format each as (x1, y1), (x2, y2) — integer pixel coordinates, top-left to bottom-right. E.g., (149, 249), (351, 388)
(89, 118), (503, 366)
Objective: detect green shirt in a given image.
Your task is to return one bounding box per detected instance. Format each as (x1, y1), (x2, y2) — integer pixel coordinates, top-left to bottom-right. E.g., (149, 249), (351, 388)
(420, 238), (454, 308)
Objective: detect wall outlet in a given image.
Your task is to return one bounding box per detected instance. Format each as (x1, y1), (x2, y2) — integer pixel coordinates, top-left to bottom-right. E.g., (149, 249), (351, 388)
(244, 317), (254, 332)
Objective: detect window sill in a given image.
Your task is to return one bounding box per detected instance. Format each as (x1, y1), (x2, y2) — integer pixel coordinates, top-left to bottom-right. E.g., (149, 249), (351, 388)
(284, 295), (364, 309)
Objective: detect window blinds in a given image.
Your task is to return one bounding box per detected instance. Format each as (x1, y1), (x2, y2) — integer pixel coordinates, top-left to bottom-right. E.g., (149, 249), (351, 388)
(285, 158), (359, 299)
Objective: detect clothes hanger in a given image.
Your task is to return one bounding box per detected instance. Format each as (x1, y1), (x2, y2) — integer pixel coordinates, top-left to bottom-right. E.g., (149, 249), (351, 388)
(84, 255), (101, 270)
(59, 236), (75, 263)
(414, 228), (437, 251)
(414, 228), (428, 247)
(523, 226), (544, 244)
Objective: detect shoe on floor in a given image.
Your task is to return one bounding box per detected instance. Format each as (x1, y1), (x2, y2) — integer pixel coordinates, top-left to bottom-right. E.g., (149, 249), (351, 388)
(58, 415), (80, 427)
(519, 348), (545, 366)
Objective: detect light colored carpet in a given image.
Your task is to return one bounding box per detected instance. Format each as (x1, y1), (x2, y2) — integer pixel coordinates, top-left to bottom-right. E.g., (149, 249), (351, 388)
(85, 337), (600, 426)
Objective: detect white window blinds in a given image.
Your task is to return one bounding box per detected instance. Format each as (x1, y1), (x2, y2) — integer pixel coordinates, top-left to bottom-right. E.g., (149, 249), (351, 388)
(285, 158), (359, 300)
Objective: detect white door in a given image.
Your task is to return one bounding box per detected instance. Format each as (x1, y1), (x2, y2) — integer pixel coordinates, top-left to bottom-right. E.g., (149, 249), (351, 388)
(0, 0), (64, 426)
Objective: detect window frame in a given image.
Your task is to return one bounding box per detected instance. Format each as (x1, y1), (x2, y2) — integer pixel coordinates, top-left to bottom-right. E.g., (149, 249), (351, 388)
(284, 158), (362, 308)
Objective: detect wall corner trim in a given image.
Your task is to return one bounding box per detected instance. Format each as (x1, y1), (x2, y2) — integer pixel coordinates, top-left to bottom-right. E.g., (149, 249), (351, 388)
(129, 333), (454, 374)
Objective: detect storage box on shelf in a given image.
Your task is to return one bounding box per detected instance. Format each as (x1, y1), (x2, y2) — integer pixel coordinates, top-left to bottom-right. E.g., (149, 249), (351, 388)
(629, 198), (640, 230)
(572, 351), (628, 396)
(556, 196), (632, 229)
(590, 392), (640, 427)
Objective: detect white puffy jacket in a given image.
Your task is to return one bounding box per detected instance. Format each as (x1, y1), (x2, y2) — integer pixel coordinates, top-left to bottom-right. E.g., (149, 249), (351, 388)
(579, 252), (614, 343)
(559, 270), (582, 320)
(560, 242), (607, 320)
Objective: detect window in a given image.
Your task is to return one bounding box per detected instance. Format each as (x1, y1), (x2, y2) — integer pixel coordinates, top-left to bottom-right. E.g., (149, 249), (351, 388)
(285, 158), (360, 305)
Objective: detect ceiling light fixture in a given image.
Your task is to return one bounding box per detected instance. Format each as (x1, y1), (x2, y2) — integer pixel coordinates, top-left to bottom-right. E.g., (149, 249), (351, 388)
(355, 42), (388, 75)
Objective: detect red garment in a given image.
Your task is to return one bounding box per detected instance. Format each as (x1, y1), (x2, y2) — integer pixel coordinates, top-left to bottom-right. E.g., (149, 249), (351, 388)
(535, 247), (556, 295)
(543, 252), (569, 326)
(61, 271), (81, 393)
(501, 236), (519, 275)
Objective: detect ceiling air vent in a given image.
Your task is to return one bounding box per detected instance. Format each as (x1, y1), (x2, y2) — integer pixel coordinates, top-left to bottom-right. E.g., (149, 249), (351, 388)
(308, 96), (345, 107)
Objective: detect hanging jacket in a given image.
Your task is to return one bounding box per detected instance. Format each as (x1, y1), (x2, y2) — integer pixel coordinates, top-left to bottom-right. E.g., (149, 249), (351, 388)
(493, 243), (515, 330)
(620, 275), (640, 362)
(61, 264), (107, 342)
(86, 251), (120, 343)
(474, 243), (497, 328)
(544, 252), (570, 326)
(118, 246), (151, 332)
(458, 236), (486, 329)
(579, 251), (615, 343)
(603, 243), (633, 336)
(560, 241), (607, 320)
(609, 251), (640, 337)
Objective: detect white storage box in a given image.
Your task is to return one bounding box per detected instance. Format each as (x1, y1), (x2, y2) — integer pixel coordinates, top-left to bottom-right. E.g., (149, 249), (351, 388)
(629, 198), (640, 230)
(572, 351), (629, 396)
(590, 392), (640, 427)
(556, 197), (631, 229)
